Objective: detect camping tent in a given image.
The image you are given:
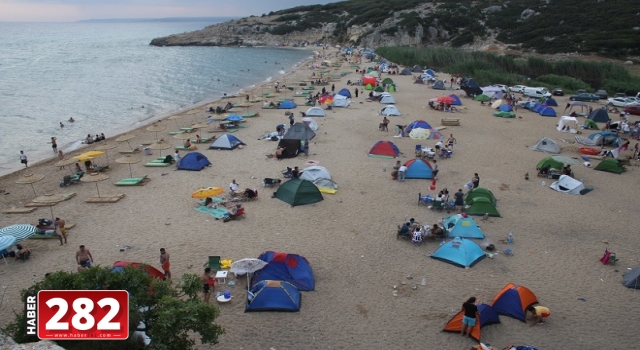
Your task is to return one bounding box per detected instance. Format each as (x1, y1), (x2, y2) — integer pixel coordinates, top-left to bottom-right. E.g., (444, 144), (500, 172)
(405, 120), (432, 133)
(425, 69), (436, 77)
(588, 131), (622, 146)
(379, 93), (396, 104)
(306, 107), (326, 117)
(313, 178), (338, 192)
(543, 98), (558, 107)
(409, 128), (430, 140)
(594, 159), (625, 174)
(112, 261), (166, 280)
(277, 100), (297, 109)
(529, 137), (561, 154)
(381, 105), (401, 116)
(177, 152), (211, 171)
(431, 237), (486, 268)
(400, 68), (412, 75)
(564, 101), (589, 115)
(302, 117), (319, 131)
(442, 303), (500, 342)
(448, 94), (462, 105)
(537, 155), (581, 170)
(557, 116), (578, 132)
(336, 88), (351, 98)
(209, 134), (245, 150)
(413, 77), (424, 84)
(274, 178), (323, 207)
(583, 119), (599, 130)
(332, 94), (351, 107)
(299, 166), (331, 182)
(446, 215), (485, 239)
(277, 139), (300, 158)
(622, 266), (640, 289)
(461, 79), (482, 97)
(465, 188), (496, 205)
(374, 86), (385, 92)
(283, 122), (316, 140)
(482, 86), (502, 97)
(498, 104), (513, 112)
(550, 175), (585, 195)
(369, 141), (400, 158)
(364, 83), (374, 90)
(473, 94), (490, 102)
(588, 108), (610, 123)
(533, 104), (546, 113)
(493, 111), (516, 118)
(465, 197), (501, 217)
(491, 283), (538, 322)
(253, 251), (315, 291)
(432, 80), (446, 90)
(245, 280), (301, 312)
(539, 107), (557, 117)
(403, 158), (433, 179)
(428, 129), (444, 140)
(412, 65), (423, 72)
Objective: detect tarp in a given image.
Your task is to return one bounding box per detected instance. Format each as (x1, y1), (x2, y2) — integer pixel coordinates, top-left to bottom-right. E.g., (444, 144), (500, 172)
(588, 131), (622, 146)
(431, 237), (486, 268)
(446, 215), (485, 239)
(491, 283), (538, 322)
(379, 94), (396, 104)
(588, 108), (610, 123)
(432, 80), (446, 90)
(369, 141), (400, 158)
(254, 251), (315, 291)
(465, 197), (501, 217)
(277, 100), (297, 109)
(299, 165), (331, 182)
(498, 104), (513, 112)
(274, 178), (323, 206)
(529, 137), (560, 154)
(465, 188), (496, 205)
(622, 266), (640, 289)
(245, 280), (301, 312)
(543, 98), (558, 106)
(539, 107), (557, 117)
(400, 68), (412, 75)
(302, 117), (318, 131)
(277, 139), (300, 158)
(442, 303), (500, 342)
(405, 120), (432, 133)
(112, 261), (166, 280)
(594, 159), (625, 174)
(557, 116), (578, 132)
(283, 122), (316, 140)
(381, 105), (401, 116)
(336, 88), (351, 98)
(550, 175), (585, 195)
(177, 152), (211, 171)
(403, 158), (433, 179)
(209, 134), (245, 150)
(306, 107), (326, 117)
(448, 94), (462, 105)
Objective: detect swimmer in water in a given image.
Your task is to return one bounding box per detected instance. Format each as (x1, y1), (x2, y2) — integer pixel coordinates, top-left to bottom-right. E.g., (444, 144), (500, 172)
(68, 117), (75, 123)
(60, 122), (64, 128)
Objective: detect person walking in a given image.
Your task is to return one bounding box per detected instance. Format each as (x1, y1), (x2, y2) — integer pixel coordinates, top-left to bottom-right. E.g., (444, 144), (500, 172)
(57, 150), (65, 169)
(397, 164), (407, 182)
(51, 137), (58, 153)
(19, 150), (28, 167)
(432, 160), (439, 178)
(454, 189), (464, 213)
(460, 297), (478, 337)
(76, 245), (94, 267)
(355, 88), (359, 98)
(55, 217), (67, 245)
(160, 248), (171, 279)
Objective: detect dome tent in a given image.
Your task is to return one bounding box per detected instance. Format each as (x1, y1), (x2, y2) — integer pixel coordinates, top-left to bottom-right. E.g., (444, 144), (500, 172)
(528, 137), (560, 154)
(403, 158), (433, 179)
(299, 165), (331, 182)
(405, 120), (433, 133)
(431, 237), (486, 268)
(442, 303), (500, 342)
(253, 251), (315, 291)
(381, 105), (401, 116)
(177, 152), (211, 171)
(208, 134), (245, 150)
(491, 283), (539, 322)
(245, 280), (301, 312)
(277, 100), (297, 109)
(369, 141), (400, 158)
(305, 107), (325, 117)
(274, 178), (323, 207)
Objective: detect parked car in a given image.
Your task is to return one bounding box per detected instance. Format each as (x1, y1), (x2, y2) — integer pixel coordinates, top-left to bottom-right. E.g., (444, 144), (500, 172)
(607, 97), (638, 107)
(569, 93), (600, 102)
(594, 90), (608, 99)
(491, 84), (508, 93)
(626, 97), (640, 104)
(509, 85), (527, 93)
(614, 93), (626, 98)
(624, 105), (640, 116)
(524, 87), (551, 98)
(552, 88), (564, 96)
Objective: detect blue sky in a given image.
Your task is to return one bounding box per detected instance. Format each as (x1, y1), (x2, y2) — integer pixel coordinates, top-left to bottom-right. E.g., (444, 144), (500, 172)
(0, 0), (338, 22)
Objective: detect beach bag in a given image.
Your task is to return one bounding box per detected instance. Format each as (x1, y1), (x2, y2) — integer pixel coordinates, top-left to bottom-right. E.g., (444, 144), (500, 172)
(39, 218), (53, 226)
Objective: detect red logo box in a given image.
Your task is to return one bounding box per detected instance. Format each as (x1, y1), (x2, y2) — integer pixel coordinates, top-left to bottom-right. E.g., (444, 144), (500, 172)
(37, 290), (129, 340)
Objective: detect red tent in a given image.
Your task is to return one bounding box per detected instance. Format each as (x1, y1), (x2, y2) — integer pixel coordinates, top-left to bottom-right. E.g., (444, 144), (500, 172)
(112, 261), (166, 280)
(368, 141), (399, 158)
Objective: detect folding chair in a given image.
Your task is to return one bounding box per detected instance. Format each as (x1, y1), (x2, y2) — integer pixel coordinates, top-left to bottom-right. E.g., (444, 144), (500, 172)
(415, 144), (422, 158)
(203, 256), (221, 270)
(418, 192), (430, 206)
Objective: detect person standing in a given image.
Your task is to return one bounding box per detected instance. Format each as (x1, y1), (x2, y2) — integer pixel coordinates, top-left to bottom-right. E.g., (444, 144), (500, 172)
(432, 160), (439, 178)
(19, 150), (28, 167)
(57, 150), (65, 169)
(527, 305), (551, 326)
(397, 164), (407, 182)
(381, 117), (389, 131)
(454, 189), (465, 213)
(461, 297), (478, 337)
(202, 267), (214, 303)
(288, 113), (295, 126)
(331, 84), (335, 93)
(472, 173), (480, 188)
(355, 88), (359, 98)
(51, 137), (58, 153)
(160, 248), (171, 279)
(55, 217), (67, 245)
(76, 245), (94, 267)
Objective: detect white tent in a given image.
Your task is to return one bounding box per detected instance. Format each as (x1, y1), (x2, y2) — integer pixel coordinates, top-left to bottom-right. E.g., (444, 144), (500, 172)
(379, 93), (396, 104)
(529, 137), (561, 154)
(300, 166), (331, 182)
(306, 107), (326, 117)
(302, 117), (319, 131)
(381, 105), (401, 116)
(482, 86), (501, 98)
(332, 94), (351, 108)
(557, 116), (578, 132)
(564, 101), (588, 116)
(550, 175), (585, 195)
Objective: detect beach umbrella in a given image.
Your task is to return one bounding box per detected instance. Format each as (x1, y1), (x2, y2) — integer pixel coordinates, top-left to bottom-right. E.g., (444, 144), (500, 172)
(74, 151), (105, 165)
(173, 133), (194, 140)
(0, 236), (16, 264)
(148, 140), (172, 156)
(436, 96), (455, 104)
(0, 224), (37, 244)
(115, 156), (141, 178)
(94, 144), (117, 163)
(319, 95), (333, 105)
(15, 172), (45, 196)
(168, 115), (183, 128)
(230, 258), (269, 286)
(226, 115), (244, 122)
(80, 173), (109, 197)
(185, 109), (200, 123)
(409, 128), (430, 140)
(31, 193), (66, 220)
(55, 157), (78, 171)
(191, 187), (224, 199)
(146, 124), (166, 140)
(116, 134), (136, 150)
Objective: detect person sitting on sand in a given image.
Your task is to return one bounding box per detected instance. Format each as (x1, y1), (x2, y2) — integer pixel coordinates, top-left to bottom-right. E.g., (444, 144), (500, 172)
(85, 134), (93, 144)
(397, 223), (410, 237)
(426, 224), (444, 240)
(275, 146), (285, 160)
(15, 244), (31, 260)
(77, 260), (88, 272)
(203, 197), (216, 208)
(411, 227), (423, 244)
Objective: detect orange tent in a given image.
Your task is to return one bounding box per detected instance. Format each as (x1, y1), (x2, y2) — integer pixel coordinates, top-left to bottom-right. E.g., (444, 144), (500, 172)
(491, 283), (538, 322)
(442, 303), (500, 342)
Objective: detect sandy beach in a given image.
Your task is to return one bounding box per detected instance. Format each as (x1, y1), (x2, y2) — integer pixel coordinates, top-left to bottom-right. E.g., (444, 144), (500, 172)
(1, 47), (640, 349)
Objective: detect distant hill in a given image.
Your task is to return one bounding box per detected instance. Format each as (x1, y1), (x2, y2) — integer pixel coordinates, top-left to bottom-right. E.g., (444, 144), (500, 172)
(149, 0), (640, 58)
(77, 17), (236, 23)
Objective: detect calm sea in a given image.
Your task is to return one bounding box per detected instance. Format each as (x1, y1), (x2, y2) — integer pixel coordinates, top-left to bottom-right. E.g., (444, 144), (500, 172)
(0, 20), (311, 176)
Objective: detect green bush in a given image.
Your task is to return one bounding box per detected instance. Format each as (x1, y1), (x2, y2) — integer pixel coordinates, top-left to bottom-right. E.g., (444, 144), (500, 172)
(535, 74), (590, 92)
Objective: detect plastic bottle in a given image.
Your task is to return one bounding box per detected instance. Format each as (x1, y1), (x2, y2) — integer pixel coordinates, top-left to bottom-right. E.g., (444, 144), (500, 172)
(421, 278), (426, 286)
(507, 232), (513, 244)
(541, 181), (546, 186)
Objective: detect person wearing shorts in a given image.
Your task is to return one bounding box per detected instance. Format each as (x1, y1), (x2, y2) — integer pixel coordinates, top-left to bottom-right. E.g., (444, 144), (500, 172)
(159, 248), (171, 279)
(461, 297), (478, 337)
(527, 305), (551, 326)
(201, 267), (213, 303)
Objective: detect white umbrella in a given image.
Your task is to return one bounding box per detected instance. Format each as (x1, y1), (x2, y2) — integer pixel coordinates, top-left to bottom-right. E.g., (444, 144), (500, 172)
(230, 258), (268, 287)
(0, 224), (37, 243)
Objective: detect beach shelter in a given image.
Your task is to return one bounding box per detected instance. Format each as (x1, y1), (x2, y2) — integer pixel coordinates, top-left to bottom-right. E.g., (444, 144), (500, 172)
(431, 237), (486, 268)
(588, 131), (622, 146)
(465, 188), (497, 205)
(381, 105), (401, 116)
(491, 283), (539, 322)
(537, 155), (581, 170)
(594, 159), (626, 174)
(283, 122), (316, 140)
(332, 94), (351, 107)
(583, 119), (599, 130)
(299, 165), (331, 182)
(112, 261), (166, 280)
(403, 158), (434, 179)
(622, 266), (640, 289)
(274, 178), (323, 207)
(465, 197), (501, 217)
(447, 216), (485, 239)
(400, 68), (412, 75)
(277, 100), (297, 109)
(432, 80), (446, 90)
(336, 88), (351, 98)
(301, 117), (319, 131)
(208, 134), (245, 150)
(305, 107), (326, 117)
(412, 65), (423, 72)
(409, 128), (430, 140)
(557, 116), (578, 132)
(461, 79), (482, 97)
(442, 303), (500, 342)
(550, 175), (585, 195)
(529, 137), (560, 154)
(253, 251), (315, 291)
(473, 94), (491, 102)
(565, 101), (589, 115)
(177, 152), (211, 171)
(379, 93), (396, 104)
(539, 107), (557, 117)
(245, 280), (301, 312)
(277, 139), (300, 158)
(363, 76), (376, 86)
(493, 111), (516, 118)
(588, 108), (610, 123)
(543, 98), (558, 107)
(368, 141), (400, 158)
(448, 94), (462, 105)
(498, 104), (513, 112)
(405, 120), (432, 133)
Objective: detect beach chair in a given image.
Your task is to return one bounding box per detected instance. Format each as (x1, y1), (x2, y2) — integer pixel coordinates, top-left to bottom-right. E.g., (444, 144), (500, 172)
(431, 200), (444, 211)
(418, 192), (431, 206)
(600, 249), (618, 265)
(204, 256), (221, 270)
(114, 175), (148, 186)
(415, 145), (422, 158)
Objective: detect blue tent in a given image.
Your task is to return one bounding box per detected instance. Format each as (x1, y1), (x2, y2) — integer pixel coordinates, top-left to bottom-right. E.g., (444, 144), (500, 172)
(405, 120), (433, 133)
(442, 303), (501, 341)
(431, 237), (486, 268)
(588, 131), (622, 146)
(533, 104), (546, 113)
(336, 88), (351, 98)
(543, 98), (558, 107)
(209, 134), (245, 150)
(525, 101), (538, 110)
(448, 94), (462, 106)
(278, 100), (297, 109)
(253, 251), (315, 291)
(498, 104), (513, 112)
(245, 280), (301, 312)
(446, 216), (485, 239)
(491, 284), (539, 322)
(425, 69), (436, 77)
(539, 107), (557, 117)
(177, 152), (210, 171)
(403, 158), (433, 179)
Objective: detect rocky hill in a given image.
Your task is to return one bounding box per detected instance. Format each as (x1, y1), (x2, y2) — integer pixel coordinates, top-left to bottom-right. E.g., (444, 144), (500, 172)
(150, 0), (640, 58)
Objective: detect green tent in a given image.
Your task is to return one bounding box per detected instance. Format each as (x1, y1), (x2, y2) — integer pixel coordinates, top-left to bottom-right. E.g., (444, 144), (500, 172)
(493, 111), (516, 118)
(465, 187), (496, 205)
(583, 119), (598, 130)
(537, 155), (581, 170)
(365, 84), (374, 90)
(382, 78), (394, 85)
(473, 94), (490, 102)
(465, 197), (501, 217)
(374, 86), (384, 92)
(388, 85), (396, 92)
(594, 158), (626, 174)
(274, 178), (324, 207)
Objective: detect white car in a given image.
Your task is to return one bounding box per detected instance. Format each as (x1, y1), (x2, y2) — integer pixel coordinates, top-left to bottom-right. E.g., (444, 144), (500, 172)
(607, 97), (638, 107)
(492, 84), (508, 93)
(509, 85), (527, 93)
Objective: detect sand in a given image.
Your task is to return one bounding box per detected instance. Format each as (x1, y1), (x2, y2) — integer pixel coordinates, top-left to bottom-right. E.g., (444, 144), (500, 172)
(1, 47), (640, 349)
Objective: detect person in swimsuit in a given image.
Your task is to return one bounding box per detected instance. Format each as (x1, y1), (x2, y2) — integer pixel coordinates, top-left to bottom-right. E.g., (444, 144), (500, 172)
(76, 245), (94, 267)
(160, 248), (171, 279)
(461, 297), (478, 337)
(201, 267), (213, 303)
(527, 305), (551, 326)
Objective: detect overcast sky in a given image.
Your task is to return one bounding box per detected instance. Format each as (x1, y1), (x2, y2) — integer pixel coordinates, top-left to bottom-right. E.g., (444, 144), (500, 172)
(0, 0), (339, 22)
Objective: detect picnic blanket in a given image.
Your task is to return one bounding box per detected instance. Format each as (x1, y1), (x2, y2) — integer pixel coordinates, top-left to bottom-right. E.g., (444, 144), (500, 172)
(194, 206), (229, 219)
(575, 136), (597, 146)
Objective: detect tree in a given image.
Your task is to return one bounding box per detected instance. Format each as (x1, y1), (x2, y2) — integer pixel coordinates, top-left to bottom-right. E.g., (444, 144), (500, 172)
(2, 266), (225, 350)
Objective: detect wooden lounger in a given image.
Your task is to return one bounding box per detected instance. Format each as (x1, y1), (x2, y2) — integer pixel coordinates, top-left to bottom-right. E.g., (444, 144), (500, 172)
(119, 148), (141, 154)
(192, 137), (213, 143)
(85, 194), (125, 203)
(2, 207), (37, 214)
(240, 112), (259, 118)
(441, 118), (460, 126)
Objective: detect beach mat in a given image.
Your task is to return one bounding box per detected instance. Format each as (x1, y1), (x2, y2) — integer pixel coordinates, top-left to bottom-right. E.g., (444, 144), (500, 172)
(85, 194), (125, 203)
(31, 223), (77, 239)
(2, 207), (38, 214)
(194, 206), (229, 219)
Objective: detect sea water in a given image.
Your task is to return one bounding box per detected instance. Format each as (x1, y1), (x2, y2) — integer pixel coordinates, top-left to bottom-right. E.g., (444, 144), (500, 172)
(0, 20), (312, 176)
